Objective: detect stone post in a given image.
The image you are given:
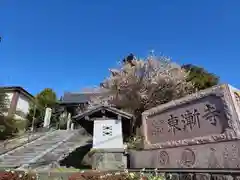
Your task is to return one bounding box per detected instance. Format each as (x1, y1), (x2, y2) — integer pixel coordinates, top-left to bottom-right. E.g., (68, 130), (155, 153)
(67, 113), (72, 130)
(70, 123), (74, 130)
(43, 108), (52, 128)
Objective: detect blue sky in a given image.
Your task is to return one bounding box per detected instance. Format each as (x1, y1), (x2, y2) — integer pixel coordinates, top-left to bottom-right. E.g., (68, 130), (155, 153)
(1, 0), (240, 97)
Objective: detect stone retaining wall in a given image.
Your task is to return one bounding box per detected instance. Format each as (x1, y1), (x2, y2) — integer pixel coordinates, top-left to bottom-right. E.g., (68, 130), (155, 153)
(128, 140), (240, 169)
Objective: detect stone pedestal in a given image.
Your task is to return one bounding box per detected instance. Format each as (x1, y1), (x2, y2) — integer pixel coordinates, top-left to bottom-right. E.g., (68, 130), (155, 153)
(92, 149), (127, 170)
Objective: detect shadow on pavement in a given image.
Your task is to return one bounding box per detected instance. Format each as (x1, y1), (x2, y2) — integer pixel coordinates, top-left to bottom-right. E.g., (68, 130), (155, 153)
(59, 142), (93, 169)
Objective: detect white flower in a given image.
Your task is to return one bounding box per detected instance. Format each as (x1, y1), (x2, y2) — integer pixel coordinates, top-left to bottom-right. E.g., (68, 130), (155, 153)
(141, 168), (145, 172)
(129, 172), (136, 178)
(106, 173), (111, 176)
(18, 174), (23, 178)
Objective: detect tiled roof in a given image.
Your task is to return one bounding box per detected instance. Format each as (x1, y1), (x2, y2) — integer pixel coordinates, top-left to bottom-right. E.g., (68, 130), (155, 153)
(60, 89), (109, 104)
(60, 93), (92, 104)
(0, 86), (34, 100)
(73, 105), (133, 120)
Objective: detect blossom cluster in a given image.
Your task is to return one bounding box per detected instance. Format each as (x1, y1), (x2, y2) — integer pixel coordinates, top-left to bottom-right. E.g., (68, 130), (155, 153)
(68, 169), (168, 180)
(0, 169), (37, 180)
(0, 168), (171, 180)
(0, 169), (171, 180)
(89, 54), (194, 114)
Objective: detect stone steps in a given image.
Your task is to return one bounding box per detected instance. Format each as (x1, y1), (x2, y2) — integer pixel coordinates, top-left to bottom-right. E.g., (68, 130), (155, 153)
(0, 130), (87, 168)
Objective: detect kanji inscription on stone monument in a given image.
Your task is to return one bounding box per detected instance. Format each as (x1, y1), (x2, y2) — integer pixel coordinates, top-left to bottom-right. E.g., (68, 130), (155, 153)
(146, 96), (225, 144)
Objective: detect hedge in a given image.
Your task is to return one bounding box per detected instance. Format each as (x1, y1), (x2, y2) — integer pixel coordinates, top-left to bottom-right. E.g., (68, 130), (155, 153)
(0, 170), (165, 180)
(68, 171), (165, 180)
(0, 171), (36, 180)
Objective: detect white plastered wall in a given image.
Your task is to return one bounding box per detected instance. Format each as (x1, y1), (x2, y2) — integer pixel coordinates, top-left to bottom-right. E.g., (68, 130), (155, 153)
(93, 119), (123, 149)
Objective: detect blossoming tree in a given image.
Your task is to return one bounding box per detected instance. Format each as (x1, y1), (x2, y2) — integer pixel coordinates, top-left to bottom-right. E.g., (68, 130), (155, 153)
(89, 53), (195, 135)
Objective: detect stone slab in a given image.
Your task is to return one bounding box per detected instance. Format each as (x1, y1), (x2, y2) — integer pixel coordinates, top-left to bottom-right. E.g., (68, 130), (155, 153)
(92, 152), (127, 170)
(212, 174), (234, 180)
(180, 173), (194, 180)
(129, 139), (240, 169)
(228, 85), (240, 123)
(166, 173), (180, 180)
(91, 148), (125, 153)
(195, 173), (211, 180)
(142, 84), (240, 150)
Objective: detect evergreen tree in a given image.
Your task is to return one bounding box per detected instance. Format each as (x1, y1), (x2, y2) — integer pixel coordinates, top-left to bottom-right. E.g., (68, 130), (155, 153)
(182, 64), (219, 90)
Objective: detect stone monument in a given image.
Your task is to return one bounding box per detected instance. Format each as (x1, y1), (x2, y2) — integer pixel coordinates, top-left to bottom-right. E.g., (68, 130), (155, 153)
(130, 84), (240, 169)
(73, 105), (133, 170)
(91, 117), (126, 170)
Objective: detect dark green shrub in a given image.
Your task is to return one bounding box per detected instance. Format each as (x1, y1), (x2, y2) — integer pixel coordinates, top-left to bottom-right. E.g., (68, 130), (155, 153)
(0, 116), (27, 140)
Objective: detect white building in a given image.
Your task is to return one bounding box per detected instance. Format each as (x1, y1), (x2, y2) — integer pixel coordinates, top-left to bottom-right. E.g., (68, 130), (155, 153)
(0, 86), (34, 120)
